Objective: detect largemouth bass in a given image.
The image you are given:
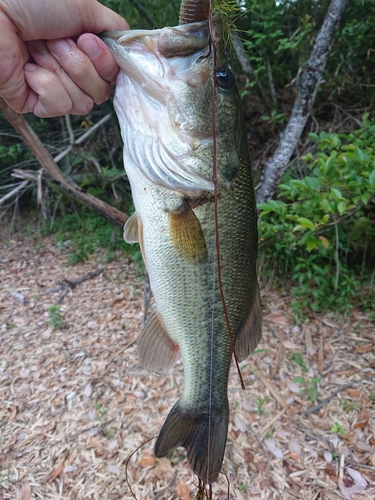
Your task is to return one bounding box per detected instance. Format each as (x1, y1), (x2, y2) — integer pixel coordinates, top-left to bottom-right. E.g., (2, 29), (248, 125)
(102, 6), (262, 484)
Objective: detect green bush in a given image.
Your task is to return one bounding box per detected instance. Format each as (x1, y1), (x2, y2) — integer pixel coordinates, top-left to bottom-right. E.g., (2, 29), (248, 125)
(258, 115), (375, 318)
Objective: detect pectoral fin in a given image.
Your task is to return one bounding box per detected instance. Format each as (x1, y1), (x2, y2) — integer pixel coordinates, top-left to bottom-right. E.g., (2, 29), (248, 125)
(138, 310), (179, 375)
(234, 281), (262, 361)
(168, 202), (207, 262)
(124, 213), (147, 269)
(123, 212), (139, 243)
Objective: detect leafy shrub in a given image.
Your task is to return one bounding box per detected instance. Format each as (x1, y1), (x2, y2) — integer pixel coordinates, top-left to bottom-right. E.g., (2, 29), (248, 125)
(258, 115), (375, 317)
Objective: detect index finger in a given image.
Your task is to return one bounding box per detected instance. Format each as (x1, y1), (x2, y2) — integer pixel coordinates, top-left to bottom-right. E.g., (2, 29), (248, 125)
(77, 34), (120, 85)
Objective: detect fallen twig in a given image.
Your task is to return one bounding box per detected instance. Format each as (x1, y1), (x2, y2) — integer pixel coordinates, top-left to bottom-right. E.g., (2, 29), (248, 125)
(345, 463), (375, 472)
(45, 267), (105, 303)
(270, 344), (283, 379)
(64, 267), (104, 289)
(300, 382), (356, 417)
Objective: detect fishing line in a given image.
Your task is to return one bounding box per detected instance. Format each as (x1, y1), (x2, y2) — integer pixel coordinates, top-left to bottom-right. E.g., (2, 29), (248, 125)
(208, 2), (245, 391)
(124, 436), (157, 499)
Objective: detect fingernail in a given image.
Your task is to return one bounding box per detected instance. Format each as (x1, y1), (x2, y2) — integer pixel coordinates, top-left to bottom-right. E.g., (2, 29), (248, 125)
(24, 62), (38, 72)
(29, 40), (48, 55)
(81, 36), (101, 59)
(49, 39), (71, 57)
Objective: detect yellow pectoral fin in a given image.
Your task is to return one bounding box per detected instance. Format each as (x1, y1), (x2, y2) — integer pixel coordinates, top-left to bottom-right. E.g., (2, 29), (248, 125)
(168, 203), (207, 262)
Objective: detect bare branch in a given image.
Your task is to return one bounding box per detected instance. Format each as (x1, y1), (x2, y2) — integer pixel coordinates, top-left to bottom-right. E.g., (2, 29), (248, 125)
(53, 113), (112, 164)
(0, 180), (29, 206)
(266, 54), (277, 107)
(0, 98), (128, 227)
(65, 114), (75, 145)
(230, 32), (268, 102)
(256, 0), (350, 204)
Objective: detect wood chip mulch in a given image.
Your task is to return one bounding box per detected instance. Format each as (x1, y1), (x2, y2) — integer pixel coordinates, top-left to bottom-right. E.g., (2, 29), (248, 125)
(0, 225), (374, 500)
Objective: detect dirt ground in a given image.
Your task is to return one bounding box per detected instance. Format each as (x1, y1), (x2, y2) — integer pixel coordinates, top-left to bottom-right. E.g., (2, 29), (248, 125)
(0, 224), (374, 500)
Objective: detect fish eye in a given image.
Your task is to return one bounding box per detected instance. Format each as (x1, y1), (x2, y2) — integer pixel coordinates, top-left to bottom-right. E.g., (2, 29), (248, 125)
(215, 68), (234, 90)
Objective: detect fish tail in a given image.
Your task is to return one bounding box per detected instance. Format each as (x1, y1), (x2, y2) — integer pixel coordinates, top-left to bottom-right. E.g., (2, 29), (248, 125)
(154, 399), (229, 483)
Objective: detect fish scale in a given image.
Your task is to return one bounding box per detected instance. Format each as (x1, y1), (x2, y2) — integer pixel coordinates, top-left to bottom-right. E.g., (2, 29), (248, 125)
(102, 10), (262, 484)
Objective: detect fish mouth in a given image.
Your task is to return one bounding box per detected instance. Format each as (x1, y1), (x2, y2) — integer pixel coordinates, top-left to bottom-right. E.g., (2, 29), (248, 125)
(101, 16), (222, 110)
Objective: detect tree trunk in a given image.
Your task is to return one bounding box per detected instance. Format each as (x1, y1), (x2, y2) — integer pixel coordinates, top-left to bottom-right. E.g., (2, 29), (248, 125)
(0, 98), (128, 228)
(256, 0), (350, 204)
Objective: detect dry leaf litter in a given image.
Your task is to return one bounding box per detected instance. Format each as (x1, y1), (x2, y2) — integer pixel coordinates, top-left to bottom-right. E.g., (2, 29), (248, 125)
(0, 225), (374, 500)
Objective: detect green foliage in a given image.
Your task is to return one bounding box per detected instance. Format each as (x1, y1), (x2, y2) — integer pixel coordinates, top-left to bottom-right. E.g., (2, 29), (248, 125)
(256, 395), (269, 415)
(294, 376), (320, 402)
(47, 305), (64, 330)
(261, 109), (285, 125)
(341, 400), (357, 412)
(330, 422), (345, 436)
(94, 399), (109, 419)
(287, 351), (308, 373)
(43, 210), (143, 268)
(258, 117), (375, 317)
(238, 0), (375, 109)
(103, 0), (179, 28)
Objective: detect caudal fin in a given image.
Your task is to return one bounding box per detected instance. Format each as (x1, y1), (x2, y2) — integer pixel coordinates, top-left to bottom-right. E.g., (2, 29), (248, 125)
(154, 400), (229, 483)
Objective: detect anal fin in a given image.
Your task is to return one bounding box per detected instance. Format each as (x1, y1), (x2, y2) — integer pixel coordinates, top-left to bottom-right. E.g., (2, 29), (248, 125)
(138, 310), (179, 375)
(234, 281), (262, 362)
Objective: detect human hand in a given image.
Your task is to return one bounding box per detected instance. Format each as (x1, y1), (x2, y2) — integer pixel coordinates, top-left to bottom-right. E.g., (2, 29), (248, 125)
(0, 0), (129, 117)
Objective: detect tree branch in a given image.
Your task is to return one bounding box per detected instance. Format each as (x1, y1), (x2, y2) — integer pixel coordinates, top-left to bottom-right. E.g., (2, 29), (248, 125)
(231, 32), (268, 102)
(0, 99), (128, 227)
(0, 180), (29, 206)
(256, 0), (349, 204)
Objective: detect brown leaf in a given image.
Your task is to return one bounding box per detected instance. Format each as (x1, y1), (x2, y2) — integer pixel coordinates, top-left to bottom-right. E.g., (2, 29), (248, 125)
(345, 388), (361, 398)
(254, 461), (268, 472)
(114, 391), (124, 403)
(89, 436), (103, 449)
(176, 481), (191, 500)
(325, 465), (339, 483)
(7, 406), (17, 421)
(354, 408), (371, 428)
(137, 457), (156, 467)
(271, 314), (288, 325)
(103, 314), (117, 323)
(355, 344), (374, 353)
(20, 484), (32, 500)
(66, 447), (78, 463)
(42, 461), (65, 484)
